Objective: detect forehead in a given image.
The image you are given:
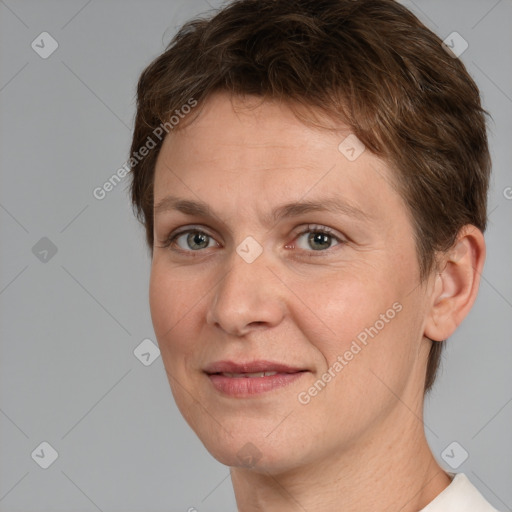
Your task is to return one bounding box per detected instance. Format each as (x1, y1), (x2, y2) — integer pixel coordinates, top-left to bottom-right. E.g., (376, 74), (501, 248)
(161, 92), (351, 158)
(153, 91), (404, 224)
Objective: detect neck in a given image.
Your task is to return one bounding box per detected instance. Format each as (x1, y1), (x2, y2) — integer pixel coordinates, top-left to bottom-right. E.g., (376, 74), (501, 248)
(230, 401), (452, 511)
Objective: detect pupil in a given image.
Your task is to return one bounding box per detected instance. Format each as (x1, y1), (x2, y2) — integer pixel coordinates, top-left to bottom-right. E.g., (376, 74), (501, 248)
(310, 233), (330, 250)
(189, 232), (208, 249)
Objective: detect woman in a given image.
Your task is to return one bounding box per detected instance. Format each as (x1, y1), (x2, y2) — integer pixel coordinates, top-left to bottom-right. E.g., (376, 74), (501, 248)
(128, 0), (500, 510)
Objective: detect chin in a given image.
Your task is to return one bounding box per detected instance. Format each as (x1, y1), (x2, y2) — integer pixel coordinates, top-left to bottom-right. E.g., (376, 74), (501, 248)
(205, 441), (299, 474)
(187, 416), (315, 474)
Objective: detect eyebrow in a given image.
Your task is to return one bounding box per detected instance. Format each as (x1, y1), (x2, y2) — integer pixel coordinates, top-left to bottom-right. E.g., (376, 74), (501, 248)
(153, 194), (370, 225)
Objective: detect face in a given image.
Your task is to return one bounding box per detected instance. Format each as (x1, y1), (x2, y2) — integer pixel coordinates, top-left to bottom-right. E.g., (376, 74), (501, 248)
(149, 91), (434, 473)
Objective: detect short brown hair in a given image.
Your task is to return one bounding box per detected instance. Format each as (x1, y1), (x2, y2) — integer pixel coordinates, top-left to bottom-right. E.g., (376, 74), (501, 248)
(129, 0), (491, 393)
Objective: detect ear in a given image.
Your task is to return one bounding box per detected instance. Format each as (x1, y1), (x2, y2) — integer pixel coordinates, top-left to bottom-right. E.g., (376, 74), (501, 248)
(424, 225), (486, 342)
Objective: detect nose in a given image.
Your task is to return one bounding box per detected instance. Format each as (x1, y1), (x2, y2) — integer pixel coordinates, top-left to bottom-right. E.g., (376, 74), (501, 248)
(205, 246), (286, 337)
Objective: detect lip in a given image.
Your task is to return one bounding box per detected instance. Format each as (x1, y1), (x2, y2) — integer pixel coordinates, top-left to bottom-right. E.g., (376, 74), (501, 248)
(204, 360), (308, 397)
(204, 360), (305, 374)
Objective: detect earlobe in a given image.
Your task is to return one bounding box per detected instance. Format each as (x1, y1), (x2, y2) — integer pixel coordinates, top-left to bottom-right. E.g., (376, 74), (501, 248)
(424, 225), (486, 342)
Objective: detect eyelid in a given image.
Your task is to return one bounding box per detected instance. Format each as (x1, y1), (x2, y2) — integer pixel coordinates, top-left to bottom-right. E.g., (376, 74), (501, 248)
(293, 223), (344, 240)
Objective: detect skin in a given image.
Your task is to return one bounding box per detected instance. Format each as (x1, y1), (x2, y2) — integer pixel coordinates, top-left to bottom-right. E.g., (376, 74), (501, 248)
(149, 91), (486, 511)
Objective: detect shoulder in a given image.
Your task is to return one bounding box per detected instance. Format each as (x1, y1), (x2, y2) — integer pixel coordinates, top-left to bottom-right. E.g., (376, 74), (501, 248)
(420, 473), (503, 512)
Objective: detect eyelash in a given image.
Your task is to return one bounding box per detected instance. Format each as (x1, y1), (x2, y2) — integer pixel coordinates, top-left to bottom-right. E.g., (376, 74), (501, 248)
(157, 224), (346, 257)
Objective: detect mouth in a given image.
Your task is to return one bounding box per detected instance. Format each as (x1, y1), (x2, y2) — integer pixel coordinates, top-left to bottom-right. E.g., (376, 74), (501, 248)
(204, 360), (308, 396)
(216, 371), (283, 378)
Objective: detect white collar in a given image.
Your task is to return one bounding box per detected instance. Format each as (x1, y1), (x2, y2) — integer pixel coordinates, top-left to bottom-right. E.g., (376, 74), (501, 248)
(419, 473), (501, 511)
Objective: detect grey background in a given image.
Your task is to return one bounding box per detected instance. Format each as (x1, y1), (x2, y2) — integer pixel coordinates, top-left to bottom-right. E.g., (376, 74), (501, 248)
(0, 0), (511, 511)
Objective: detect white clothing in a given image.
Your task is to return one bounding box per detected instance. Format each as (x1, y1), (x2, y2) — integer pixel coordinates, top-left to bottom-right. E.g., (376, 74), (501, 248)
(419, 473), (502, 511)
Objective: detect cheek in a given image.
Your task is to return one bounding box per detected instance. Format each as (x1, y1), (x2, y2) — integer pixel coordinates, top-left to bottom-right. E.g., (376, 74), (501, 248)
(149, 266), (172, 340)
(149, 261), (200, 356)
(306, 261), (422, 398)
(149, 262), (203, 413)
(308, 271), (398, 356)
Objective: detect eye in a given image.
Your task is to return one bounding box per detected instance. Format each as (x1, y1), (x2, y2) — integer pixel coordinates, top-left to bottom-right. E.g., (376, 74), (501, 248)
(158, 228), (219, 252)
(289, 224), (345, 253)
(157, 224), (346, 256)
